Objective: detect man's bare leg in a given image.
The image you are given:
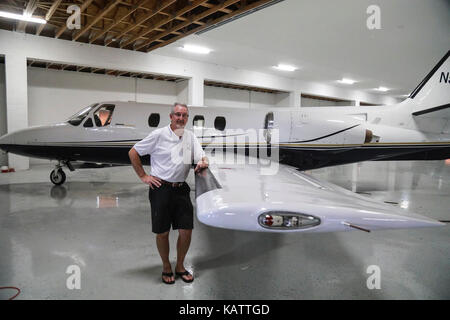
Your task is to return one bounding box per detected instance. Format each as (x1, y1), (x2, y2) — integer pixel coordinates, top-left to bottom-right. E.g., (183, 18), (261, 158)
(156, 231), (174, 283)
(175, 229), (193, 281)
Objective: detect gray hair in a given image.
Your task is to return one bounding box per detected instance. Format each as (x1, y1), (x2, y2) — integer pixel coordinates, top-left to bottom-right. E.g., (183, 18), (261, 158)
(171, 102), (189, 115)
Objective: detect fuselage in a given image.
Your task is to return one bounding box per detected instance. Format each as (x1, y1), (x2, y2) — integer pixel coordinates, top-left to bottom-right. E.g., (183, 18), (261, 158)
(0, 100), (449, 171)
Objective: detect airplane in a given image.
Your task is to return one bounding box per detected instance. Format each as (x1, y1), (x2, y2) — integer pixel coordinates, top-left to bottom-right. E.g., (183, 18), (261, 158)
(0, 50), (448, 234)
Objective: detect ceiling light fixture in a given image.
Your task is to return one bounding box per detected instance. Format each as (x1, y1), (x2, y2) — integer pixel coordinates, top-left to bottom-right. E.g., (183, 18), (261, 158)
(273, 64), (297, 72)
(338, 78), (356, 85)
(375, 86), (389, 92)
(0, 11), (46, 24)
(181, 44), (211, 54)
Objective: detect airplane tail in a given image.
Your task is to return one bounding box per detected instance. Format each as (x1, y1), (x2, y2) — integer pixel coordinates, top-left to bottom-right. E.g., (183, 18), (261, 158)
(403, 50), (450, 118)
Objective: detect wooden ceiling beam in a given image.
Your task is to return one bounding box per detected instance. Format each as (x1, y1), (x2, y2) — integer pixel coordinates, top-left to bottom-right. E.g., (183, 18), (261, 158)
(72, 0), (121, 41)
(138, 0), (241, 51)
(120, 0), (208, 50)
(17, 0), (38, 33)
(0, 3), (21, 12)
(174, 16), (205, 25)
(200, 2), (233, 14)
(90, 0), (152, 43)
(55, 0), (94, 39)
(106, 0), (176, 47)
(146, 0), (272, 52)
(120, 0), (209, 49)
(6, 0), (19, 7)
(36, 0), (62, 36)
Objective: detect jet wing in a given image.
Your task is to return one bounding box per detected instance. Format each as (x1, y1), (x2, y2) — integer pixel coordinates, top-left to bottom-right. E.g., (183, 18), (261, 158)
(194, 157), (444, 233)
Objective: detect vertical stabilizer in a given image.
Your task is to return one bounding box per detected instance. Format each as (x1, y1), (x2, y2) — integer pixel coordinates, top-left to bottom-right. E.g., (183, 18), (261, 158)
(407, 51), (450, 117)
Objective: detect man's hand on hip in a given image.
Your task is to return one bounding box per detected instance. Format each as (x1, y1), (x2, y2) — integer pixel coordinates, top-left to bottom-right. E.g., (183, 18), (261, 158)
(141, 174), (162, 189)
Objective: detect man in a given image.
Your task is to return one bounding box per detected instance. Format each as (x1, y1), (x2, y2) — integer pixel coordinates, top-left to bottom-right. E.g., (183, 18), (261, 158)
(128, 103), (208, 285)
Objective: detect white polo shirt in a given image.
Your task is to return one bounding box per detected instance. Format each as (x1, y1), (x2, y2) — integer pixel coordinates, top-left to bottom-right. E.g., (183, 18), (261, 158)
(133, 125), (205, 182)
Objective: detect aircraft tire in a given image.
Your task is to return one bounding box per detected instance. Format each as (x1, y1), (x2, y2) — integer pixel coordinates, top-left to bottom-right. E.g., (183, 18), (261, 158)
(50, 169), (66, 185)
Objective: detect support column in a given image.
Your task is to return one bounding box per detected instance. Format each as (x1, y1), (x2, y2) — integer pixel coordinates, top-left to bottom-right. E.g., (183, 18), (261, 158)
(0, 63), (7, 167)
(5, 53), (29, 170)
(188, 75), (204, 107)
(289, 90), (301, 108)
(176, 79), (189, 104)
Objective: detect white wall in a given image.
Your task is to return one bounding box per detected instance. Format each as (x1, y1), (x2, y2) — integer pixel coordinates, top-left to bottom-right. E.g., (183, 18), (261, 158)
(27, 67), (179, 127)
(301, 96), (355, 107)
(176, 80), (189, 104)
(204, 86), (291, 109)
(0, 63), (6, 166)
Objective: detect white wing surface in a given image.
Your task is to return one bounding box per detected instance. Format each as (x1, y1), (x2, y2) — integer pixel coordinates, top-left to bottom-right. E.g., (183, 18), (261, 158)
(194, 158), (444, 233)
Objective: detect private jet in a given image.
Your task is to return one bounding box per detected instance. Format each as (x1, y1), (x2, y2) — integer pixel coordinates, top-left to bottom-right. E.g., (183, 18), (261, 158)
(0, 51), (448, 233)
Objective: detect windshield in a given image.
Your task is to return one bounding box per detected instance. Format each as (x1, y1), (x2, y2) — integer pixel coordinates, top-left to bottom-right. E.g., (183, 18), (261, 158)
(67, 104), (98, 126)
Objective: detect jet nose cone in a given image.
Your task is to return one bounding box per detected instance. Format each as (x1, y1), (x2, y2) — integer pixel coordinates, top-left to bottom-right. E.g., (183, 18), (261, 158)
(0, 133), (13, 151)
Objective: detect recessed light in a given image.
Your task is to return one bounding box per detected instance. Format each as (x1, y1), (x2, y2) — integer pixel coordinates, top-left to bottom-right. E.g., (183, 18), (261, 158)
(0, 11), (46, 24)
(273, 64), (297, 72)
(375, 86), (389, 92)
(338, 78), (356, 85)
(181, 44), (211, 54)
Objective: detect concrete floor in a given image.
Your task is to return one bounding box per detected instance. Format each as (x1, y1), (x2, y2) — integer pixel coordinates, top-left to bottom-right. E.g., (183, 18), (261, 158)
(0, 160), (449, 299)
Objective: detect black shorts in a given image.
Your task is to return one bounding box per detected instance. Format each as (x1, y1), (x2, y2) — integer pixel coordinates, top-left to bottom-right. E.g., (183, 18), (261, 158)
(148, 182), (194, 234)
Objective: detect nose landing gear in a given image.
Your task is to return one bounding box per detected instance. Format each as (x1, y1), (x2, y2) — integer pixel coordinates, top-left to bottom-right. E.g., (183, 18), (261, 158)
(50, 168), (66, 185)
(50, 160), (74, 185)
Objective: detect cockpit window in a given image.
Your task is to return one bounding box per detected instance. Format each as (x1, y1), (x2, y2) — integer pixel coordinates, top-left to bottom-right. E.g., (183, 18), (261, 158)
(93, 104), (115, 127)
(67, 104), (98, 126)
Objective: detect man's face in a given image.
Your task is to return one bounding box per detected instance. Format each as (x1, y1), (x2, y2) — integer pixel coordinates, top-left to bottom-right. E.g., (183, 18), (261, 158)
(170, 105), (189, 130)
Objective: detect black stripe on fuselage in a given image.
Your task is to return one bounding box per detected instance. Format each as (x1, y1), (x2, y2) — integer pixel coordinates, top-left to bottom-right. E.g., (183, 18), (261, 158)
(3, 143), (450, 172)
(288, 124), (360, 143)
(412, 103), (450, 116)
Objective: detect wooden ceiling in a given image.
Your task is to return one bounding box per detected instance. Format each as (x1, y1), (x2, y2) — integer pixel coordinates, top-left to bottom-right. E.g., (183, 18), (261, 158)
(24, 59), (284, 93)
(0, 0), (276, 52)
(205, 80), (286, 94)
(27, 58), (187, 81)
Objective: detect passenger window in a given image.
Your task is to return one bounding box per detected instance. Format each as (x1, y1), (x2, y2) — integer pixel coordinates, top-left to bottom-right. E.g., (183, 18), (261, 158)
(83, 117), (94, 127)
(214, 116), (226, 131)
(94, 104), (115, 127)
(148, 113), (160, 127)
(193, 115), (205, 128)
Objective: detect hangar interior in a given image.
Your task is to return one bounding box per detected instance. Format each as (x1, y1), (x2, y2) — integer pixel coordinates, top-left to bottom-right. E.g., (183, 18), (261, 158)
(0, 0), (449, 299)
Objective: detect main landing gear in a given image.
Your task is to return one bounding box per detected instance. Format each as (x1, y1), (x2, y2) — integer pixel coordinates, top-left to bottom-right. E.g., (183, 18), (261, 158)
(50, 160), (74, 185)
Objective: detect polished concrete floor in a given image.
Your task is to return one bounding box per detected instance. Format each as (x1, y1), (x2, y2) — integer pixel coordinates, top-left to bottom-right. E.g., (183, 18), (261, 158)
(0, 160), (449, 299)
